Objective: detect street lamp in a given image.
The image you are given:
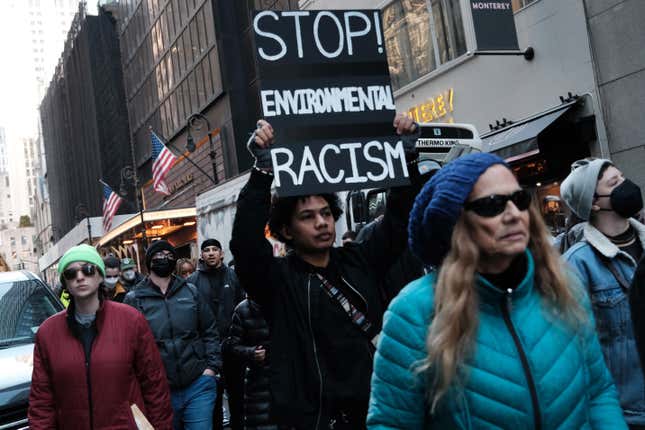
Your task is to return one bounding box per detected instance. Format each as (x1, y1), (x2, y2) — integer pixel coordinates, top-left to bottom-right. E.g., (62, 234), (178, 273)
(75, 203), (92, 244)
(119, 165), (148, 248)
(186, 113), (218, 184)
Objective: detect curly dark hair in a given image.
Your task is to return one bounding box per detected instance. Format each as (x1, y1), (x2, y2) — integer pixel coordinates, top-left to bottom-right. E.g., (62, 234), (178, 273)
(268, 193), (343, 245)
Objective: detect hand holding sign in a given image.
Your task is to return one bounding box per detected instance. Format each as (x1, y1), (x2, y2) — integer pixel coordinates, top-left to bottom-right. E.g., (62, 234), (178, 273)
(247, 120), (275, 171)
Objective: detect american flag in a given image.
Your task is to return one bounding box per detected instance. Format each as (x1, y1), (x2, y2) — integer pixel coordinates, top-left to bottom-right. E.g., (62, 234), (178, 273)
(102, 182), (123, 232)
(151, 130), (177, 195)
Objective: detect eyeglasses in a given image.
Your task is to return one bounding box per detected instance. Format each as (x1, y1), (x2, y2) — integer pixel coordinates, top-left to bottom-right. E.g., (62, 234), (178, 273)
(62, 263), (97, 281)
(464, 189), (531, 217)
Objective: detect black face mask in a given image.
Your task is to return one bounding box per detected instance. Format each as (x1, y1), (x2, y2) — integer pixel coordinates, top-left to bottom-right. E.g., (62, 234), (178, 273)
(597, 179), (644, 219)
(150, 257), (175, 277)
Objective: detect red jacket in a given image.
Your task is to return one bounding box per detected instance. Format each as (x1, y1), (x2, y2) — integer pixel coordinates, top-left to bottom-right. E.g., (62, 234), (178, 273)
(28, 300), (173, 429)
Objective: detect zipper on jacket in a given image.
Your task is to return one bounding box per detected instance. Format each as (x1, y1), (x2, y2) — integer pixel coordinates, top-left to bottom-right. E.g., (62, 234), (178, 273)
(500, 288), (541, 430)
(307, 275), (323, 430)
(340, 276), (368, 312)
(85, 358), (94, 430)
(164, 297), (182, 381)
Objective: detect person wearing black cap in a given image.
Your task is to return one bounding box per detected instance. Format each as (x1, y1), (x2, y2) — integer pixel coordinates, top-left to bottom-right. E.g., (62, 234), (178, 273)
(124, 240), (222, 429)
(188, 238), (244, 430)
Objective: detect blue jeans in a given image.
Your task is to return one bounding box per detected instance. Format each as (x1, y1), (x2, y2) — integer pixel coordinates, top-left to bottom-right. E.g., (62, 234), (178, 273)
(171, 374), (218, 430)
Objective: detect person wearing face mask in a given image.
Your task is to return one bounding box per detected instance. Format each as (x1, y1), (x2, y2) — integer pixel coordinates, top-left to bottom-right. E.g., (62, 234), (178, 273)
(103, 255), (129, 302)
(124, 240), (223, 430)
(561, 158), (645, 429)
(120, 257), (144, 290)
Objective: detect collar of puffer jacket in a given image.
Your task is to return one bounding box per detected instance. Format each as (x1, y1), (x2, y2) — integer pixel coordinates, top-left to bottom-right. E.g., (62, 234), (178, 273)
(475, 249), (535, 307)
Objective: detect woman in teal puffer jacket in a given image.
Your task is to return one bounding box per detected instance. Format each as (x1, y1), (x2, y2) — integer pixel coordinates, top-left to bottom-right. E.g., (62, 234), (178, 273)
(368, 153), (626, 429)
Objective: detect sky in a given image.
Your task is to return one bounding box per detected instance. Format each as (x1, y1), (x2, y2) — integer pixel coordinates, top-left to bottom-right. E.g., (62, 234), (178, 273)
(0, 0), (98, 219)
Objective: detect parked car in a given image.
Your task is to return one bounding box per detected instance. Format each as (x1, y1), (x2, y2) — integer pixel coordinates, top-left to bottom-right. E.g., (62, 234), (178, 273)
(0, 271), (63, 429)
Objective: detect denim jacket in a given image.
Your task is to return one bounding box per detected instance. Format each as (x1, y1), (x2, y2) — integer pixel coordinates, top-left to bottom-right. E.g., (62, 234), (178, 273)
(564, 219), (645, 424)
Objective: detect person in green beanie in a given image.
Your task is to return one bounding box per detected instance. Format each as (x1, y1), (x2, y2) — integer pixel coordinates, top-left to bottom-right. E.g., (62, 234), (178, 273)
(28, 244), (174, 429)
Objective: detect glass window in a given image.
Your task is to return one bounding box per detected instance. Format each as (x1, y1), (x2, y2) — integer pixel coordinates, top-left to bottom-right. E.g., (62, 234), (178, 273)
(195, 8), (207, 55)
(182, 79), (192, 117)
(383, 0), (467, 91)
(176, 0), (185, 29)
(208, 48), (222, 95)
(170, 92), (179, 132)
(159, 10), (168, 54)
(188, 71), (199, 113)
(201, 57), (213, 101)
(204, 3), (215, 46)
(183, 29), (193, 68)
(166, 55), (174, 91)
(195, 60), (206, 107)
(167, 2), (176, 40)
(176, 85), (186, 124)
(512, 0), (536, 11)
(176, 37), (185, 77)
(171, 43), (181, 82)
(161, 100), (169, 138)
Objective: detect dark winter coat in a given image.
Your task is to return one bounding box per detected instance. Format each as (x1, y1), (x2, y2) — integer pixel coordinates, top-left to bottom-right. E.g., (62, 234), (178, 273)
(230, 168), (421, 429)
(124, 275), (222, 390)
(28, 300), (173, 429)
(188, 262), (244, 339)
(224, 299), (275, 430)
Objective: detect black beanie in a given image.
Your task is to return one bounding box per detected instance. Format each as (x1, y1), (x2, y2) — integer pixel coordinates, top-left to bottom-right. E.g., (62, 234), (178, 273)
(201, 238), (222, 251)
(145, 240), (177, 268)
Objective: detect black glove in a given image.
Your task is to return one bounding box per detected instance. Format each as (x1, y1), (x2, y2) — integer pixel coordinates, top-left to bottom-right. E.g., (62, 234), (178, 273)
(401, 123), (420, 161)
(246, 132), (273, 171)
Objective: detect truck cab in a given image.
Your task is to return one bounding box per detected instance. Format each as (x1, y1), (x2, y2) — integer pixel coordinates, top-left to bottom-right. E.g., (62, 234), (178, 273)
(344, 123), (482, 235)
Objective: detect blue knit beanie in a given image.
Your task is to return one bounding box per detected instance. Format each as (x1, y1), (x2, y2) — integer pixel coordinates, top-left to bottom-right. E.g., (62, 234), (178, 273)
(408, 153), (508, 267)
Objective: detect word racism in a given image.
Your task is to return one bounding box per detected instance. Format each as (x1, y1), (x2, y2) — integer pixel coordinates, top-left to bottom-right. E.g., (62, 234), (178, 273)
(253, 10), (384, 62)
(271, 139), (409, 189)
(253, 10), (404, 195)
(261, 85), (395, 117)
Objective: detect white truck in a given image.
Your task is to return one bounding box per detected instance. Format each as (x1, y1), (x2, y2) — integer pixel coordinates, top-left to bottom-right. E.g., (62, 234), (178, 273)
(195, 123), (482, 257)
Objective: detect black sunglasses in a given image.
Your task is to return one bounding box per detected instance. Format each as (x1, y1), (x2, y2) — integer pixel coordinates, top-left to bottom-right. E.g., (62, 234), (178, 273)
(464, 189), (531, 217)
(62, 263), (97, 281)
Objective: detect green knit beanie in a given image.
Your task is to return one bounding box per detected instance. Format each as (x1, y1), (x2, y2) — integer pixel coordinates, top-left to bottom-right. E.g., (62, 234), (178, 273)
(58, 244), (106, 284)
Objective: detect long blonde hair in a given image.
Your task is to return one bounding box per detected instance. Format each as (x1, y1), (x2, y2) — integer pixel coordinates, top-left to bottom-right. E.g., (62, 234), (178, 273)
(424, 201), (586, 411)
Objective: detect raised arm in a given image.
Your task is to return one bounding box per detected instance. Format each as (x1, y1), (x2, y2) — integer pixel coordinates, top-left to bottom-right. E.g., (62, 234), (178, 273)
(230, 121), (277, 307)
(358, 114), (422, 279)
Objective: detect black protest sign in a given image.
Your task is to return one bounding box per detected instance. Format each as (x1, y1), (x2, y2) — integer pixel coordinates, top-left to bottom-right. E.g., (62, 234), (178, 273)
(253, 9), (407, 196)
(470, 1), (519, 51)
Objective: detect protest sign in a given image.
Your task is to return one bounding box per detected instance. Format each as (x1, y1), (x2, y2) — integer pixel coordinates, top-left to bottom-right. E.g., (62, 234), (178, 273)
(253, 9), (408, 196)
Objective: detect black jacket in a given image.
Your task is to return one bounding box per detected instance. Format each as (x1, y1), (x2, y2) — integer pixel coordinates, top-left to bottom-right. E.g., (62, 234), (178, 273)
(224, 299), (275, 429)
(230, 168), (420, 428)
(124, 275), (222, 389)
(188, 262), (244, 339)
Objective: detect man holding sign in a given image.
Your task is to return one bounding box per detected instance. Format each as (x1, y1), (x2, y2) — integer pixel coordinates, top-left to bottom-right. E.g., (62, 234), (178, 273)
(230, 114), (420, 429)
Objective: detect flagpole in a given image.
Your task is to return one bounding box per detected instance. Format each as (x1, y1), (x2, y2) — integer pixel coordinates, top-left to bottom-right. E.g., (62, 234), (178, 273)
(153, 127), (216, 185)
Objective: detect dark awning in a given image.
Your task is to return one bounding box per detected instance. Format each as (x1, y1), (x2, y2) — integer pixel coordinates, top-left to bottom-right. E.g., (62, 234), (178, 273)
(481, 101), (578, 162)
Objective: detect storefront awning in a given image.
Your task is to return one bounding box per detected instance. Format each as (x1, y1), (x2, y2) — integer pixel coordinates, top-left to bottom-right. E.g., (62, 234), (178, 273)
(481, 100), (578, 162)
(96, 207), (196, 248)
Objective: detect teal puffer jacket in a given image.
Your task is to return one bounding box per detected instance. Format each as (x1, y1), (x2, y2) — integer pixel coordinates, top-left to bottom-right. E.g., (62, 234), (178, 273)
(368, 250), (626, 429)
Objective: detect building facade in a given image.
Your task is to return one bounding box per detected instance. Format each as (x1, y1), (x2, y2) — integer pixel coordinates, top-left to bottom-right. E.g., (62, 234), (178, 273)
(96, 0), (297, 259)
(0, 226), (38, 273)
(112, 0), (298, 212)
(40, 5), (133, 238)
(302, 0), (644, 234)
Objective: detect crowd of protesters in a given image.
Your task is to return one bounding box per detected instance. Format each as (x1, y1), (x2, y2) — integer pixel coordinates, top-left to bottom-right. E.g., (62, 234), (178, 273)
(27, 113), (645, 429)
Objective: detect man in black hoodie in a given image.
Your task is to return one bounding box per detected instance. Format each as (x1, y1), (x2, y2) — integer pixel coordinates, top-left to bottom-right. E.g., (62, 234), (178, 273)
(188, 239), (244, 429)
(230, 114), (421, 429)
